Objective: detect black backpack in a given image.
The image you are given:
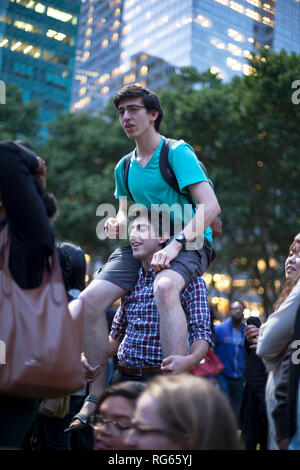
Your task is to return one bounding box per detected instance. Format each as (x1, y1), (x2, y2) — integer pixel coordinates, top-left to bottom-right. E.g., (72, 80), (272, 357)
(123, 138), (222, 236)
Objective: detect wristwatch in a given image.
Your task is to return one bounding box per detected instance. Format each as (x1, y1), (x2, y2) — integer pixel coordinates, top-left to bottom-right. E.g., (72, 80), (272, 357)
(174, 232), (186, 250)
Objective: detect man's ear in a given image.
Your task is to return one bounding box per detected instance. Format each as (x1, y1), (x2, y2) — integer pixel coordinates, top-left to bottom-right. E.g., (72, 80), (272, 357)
(150, 109), (159, 123)
(158, 232), (170, 246)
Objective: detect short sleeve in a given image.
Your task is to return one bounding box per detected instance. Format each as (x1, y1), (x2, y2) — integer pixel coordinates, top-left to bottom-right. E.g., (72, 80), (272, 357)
(114, 156), (132, 200)
(168, 141), (208, 193)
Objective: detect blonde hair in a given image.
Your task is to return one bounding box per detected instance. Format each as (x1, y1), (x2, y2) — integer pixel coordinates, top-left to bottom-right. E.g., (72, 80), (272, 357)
(142, 374), (241, 450)
(274, 235), (300, 310)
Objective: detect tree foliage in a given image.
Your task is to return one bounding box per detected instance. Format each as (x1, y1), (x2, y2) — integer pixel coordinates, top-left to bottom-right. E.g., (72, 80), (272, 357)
(0, 83), (40, 142)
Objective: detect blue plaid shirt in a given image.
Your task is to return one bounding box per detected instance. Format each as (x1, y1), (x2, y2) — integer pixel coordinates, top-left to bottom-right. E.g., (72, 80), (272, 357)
(110, 267), (213, 367)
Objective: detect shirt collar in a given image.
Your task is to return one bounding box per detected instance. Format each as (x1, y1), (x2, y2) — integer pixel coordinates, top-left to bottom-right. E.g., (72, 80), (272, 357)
(138, 266), (156, 280)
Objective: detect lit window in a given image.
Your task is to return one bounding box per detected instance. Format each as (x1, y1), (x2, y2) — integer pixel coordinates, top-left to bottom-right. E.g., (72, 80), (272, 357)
(46, 29), (67, 42)
(102, 39), (108, 48)
(111, 20), (120, 30)
(101, 86), (109, 95)
(139, 65), (148, 76)
(0, 14), (11, 24)
(14, 0), (45, 13)
(114, 8), (121, 16)
(140, 53), (148, 62)
(11, 40), (22, 51)
(84, 40), (91, 48)
(87, 16), (93, 25)
(262, 16), (274, 27)
(98, 18), (106, 27)
(195, 15), (211, 28)
(14, 20), (42, 34)
(230, 1), (244, 14)
(226, 57), (242, 71)
(23, 44), (33, 54)
(243, 64), (252, 75)
(112, 67), (121, 77)
(210, 66), (224, 79)
(86, 28), (92, 36)
(243, 50), (252, 59)
(82, 51), (90, 61)
(35, 2), (45, 13)
(0, 38), (9, 48)
(211, 37), (226, 49)
(228, 28), (244, 42)
(248, 37), (254, 43)
(98, 73), (110, 84)
(246, 0), (261, 7)
(123, 72), (136, 85)
(245, 8), (261, 21)
(214, 0), (229, 5)
(47, 7), (75, 23)
(79, 87), (86, 96)
(228, 42), (242, 56)
(112, 33), (119, 41)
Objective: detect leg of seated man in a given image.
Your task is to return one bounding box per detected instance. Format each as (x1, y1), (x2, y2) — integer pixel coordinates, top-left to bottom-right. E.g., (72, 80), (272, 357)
(154, 237), (213, 358)
(154, 269), (187, 357)
(69, 280), (128, 422)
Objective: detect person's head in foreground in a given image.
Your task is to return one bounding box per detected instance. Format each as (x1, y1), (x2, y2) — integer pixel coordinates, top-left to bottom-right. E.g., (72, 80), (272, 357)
(92, 381), (146, 450)
(125, 374), (242, 450)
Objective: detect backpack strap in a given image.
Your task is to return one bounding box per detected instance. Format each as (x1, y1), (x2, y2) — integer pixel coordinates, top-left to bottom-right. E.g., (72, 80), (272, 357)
(123, 151), (135, 202)
(159, 138), (197, 212)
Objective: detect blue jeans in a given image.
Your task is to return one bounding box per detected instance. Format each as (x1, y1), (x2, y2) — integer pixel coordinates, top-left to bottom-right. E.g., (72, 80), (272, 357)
(216, 373), (245, 420)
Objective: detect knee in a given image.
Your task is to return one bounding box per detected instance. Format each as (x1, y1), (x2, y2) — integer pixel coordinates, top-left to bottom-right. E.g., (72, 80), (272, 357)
(154, 276), (179, 303)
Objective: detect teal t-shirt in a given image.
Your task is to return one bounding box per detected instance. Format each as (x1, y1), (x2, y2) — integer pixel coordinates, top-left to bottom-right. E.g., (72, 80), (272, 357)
(114, 136), (213, 244)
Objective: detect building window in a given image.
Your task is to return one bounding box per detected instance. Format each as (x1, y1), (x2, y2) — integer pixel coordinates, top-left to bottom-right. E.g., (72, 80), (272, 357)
(47, 7), (77, 25)
(0, 14), (11, 24)
(13, 20), (42, 34)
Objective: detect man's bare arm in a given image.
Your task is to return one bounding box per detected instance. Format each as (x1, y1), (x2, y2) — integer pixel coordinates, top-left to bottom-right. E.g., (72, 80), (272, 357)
(108, 336), (120, 358)
(160, 339), (209, 374)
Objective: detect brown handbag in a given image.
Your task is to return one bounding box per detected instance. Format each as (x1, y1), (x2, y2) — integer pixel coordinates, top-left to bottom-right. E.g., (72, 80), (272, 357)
(0, 224), (85, 398)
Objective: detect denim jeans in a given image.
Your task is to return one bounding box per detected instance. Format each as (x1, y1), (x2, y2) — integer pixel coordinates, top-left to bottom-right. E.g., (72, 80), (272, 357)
(216, 373), (245, 419)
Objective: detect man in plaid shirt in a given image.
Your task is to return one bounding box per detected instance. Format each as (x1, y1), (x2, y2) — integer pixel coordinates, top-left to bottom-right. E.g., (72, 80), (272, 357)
(108, 209), (213, 383)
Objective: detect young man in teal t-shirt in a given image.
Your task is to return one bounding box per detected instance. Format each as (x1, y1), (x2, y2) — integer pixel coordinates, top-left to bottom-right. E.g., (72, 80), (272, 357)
(68, 85), (220, 429)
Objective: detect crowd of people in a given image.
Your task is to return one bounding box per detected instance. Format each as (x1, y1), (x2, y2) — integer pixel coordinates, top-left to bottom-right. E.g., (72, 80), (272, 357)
(0, 84), (299, 452)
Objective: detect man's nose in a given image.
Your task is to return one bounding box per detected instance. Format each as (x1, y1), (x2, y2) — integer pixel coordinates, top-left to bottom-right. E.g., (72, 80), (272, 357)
(123, 108), (131, 120)
(94, 423), (111, 437)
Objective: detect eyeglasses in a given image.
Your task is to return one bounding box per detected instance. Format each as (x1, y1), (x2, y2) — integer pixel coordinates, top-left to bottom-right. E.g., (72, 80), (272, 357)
(89, 414), (132, 437)
(117, 105), (145, 117)
(127, 418), (177, 437)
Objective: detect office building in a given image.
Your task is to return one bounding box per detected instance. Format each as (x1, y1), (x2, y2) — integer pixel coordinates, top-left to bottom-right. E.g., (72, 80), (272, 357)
(70, 0), (300, 114)
(0, 0), (81, 133)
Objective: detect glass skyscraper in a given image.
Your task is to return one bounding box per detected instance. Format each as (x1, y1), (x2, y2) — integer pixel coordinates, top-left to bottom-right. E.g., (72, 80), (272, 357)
(71, 0), (300, 114)
(0, 0), (81, 132)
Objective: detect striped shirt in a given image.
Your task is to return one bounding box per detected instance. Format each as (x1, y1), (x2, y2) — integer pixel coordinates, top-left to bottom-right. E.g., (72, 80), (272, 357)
(110, 267), (213, 367)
